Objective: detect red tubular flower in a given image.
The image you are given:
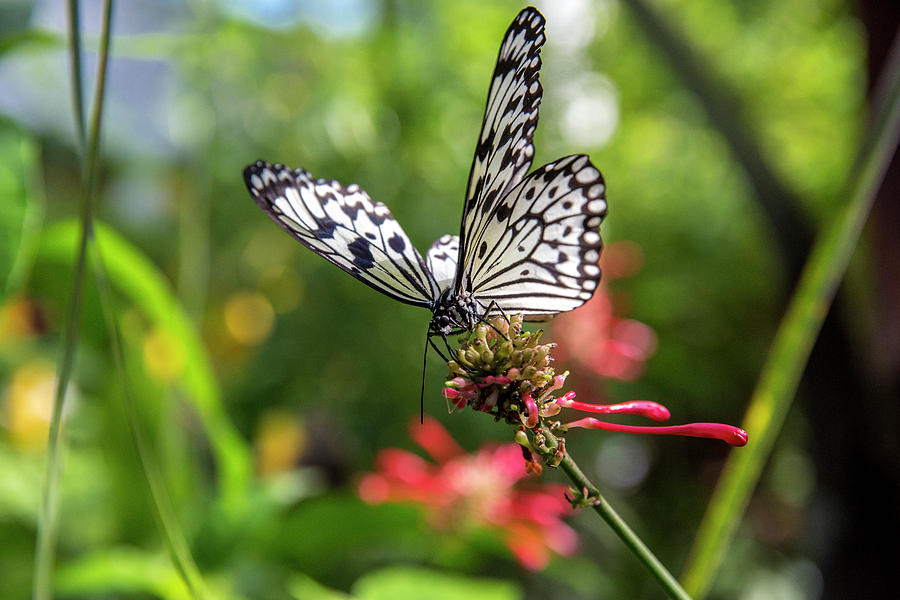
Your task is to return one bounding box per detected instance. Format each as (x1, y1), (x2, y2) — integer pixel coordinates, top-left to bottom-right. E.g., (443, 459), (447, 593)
(358, 417), (578, 570)
(552, 385), (747, 447)
(566, 417), (748, 446)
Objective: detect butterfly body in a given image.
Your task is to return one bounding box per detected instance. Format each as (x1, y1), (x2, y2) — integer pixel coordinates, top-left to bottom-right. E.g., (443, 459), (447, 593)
(244, 7), (607, 344)
(429, 287), (482, 338)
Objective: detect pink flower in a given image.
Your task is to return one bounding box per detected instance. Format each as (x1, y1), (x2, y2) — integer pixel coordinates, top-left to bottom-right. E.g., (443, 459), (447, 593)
(553, 241), (657, 381)
(358, 417), (577, 570)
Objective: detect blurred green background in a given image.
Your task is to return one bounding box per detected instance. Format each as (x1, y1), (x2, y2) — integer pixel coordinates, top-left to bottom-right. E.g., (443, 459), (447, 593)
(1, 0), (897, 598)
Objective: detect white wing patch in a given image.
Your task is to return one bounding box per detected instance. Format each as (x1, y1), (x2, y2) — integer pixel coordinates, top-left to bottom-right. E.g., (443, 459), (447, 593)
(426, 234), (459, 292)
(464, 154), (607, 319)
(244, 161), (439, 307)
(457, 7), (545, 289)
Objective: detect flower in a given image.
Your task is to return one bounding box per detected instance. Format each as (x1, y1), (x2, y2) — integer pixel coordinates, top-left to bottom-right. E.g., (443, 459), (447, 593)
(442, 314), (747, 465)
(358, 416), (578, 570)
(552, 241), (656, 381)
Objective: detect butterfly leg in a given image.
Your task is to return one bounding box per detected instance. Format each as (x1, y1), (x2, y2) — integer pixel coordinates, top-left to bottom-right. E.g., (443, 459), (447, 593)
(477, 300), (512, 340)
(443, 334), (459, 359)
(426, 333), (453, 363)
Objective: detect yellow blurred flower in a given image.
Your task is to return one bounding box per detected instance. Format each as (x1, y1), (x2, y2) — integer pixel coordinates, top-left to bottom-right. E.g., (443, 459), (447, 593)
(255, 409), (307, 477)
(223, 291), (275, 346)
(3, 360), (65, 450)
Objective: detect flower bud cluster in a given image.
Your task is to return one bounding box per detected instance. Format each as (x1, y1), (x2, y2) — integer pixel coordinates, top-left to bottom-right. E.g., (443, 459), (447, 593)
(442, 314), (569, 436)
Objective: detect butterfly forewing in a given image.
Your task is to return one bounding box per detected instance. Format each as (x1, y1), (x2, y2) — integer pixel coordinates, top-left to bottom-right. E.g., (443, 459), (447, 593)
(457, 7), (545, 290)
(465, 154), (607, 320)
(244, 161), (438, 307)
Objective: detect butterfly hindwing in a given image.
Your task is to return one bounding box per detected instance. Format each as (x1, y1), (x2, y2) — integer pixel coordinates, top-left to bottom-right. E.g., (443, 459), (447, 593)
(244, 161), (438, 307)
(464, 154), (607, 320)
(426, 234), (460, 293)
(457, 7), (545, 289)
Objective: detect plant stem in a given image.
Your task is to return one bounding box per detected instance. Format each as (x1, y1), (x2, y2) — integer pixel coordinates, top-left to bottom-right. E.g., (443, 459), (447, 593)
(32, 1), (104, 598)
(543, 430), (692, 599)
(66, 0), (87, 153)
(680, 34), (900, 599)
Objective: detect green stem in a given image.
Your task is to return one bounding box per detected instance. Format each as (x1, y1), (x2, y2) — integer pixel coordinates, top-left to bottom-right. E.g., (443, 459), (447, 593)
(83, 0), (113, 189)
(541, 429), (692, 599)
(680, 38), (900, 599)
(32, 1), (104, 598)
(66, 0), (87, 153)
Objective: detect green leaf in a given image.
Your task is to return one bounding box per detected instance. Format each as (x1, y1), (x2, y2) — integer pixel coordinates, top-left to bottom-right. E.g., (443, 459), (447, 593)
(54, 547), (192, 600)
(289, 574), (354, 600)
(352, 566), (521, 600)
(37, 219), (252, 515)
(0, 29), (62, 56)
(0, 122), (43, 297)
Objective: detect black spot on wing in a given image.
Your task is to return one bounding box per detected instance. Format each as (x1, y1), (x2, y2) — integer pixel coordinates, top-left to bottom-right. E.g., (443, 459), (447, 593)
(388, 233), (406, 252)
(318, 217), (337, 238)
(348, 237), (375, 269)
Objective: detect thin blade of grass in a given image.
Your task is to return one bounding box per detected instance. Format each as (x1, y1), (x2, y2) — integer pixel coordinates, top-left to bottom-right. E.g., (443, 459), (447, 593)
(681, 36), (900, 599)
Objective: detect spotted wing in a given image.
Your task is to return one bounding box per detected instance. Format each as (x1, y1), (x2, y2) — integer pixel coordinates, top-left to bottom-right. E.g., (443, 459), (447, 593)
(426, 235), (459, 292)
(244, 161), (439, 307)
(456, 7), (545, 290)
(464, 154), (607, 320)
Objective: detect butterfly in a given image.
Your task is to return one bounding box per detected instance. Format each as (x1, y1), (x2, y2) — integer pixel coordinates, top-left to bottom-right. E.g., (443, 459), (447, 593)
(244, 7), (607, 351)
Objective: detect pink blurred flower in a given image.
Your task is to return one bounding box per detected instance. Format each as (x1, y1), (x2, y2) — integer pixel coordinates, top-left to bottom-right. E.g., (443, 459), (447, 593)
(358, 417), (577, 570)
(553, 241), (657, 381)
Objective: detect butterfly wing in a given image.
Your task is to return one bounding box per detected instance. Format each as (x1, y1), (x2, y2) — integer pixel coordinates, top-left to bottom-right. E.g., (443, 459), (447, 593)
(464, 154), (607, 320)
(456, 7), (545, 290)
(244, 161), (439, 307)
(426, 234), (460, 293)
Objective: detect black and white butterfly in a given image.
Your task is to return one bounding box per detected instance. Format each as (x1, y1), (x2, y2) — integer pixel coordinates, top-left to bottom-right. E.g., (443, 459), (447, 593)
(244, 7), (606, 350)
